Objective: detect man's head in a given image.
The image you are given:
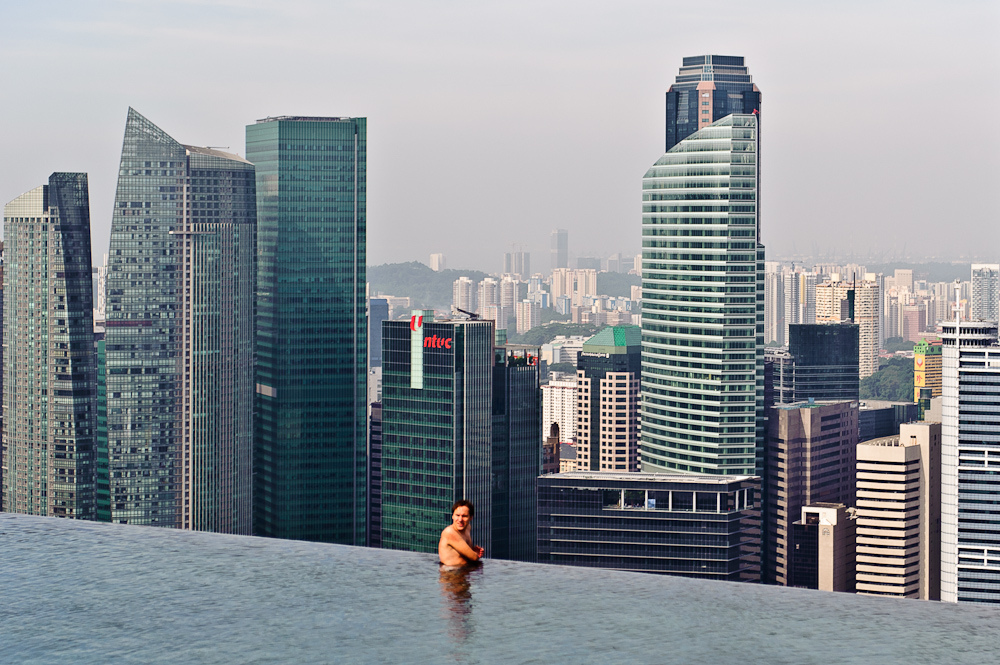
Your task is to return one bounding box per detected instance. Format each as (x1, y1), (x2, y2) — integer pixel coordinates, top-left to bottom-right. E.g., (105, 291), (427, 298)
(451, 499), (474, 531)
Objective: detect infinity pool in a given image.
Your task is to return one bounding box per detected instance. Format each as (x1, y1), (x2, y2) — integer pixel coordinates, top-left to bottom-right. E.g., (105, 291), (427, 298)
(3, 514), (998, 664)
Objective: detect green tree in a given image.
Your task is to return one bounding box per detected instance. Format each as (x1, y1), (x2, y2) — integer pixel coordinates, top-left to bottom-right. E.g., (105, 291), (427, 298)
(860, 356), (914, 402)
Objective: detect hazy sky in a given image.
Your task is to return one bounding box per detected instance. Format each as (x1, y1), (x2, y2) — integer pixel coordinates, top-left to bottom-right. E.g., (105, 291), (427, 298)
(1, 0), (998, 271)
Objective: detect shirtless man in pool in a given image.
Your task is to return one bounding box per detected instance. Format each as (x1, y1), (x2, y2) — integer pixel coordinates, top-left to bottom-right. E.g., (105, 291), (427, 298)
(439, 500), (485, 567)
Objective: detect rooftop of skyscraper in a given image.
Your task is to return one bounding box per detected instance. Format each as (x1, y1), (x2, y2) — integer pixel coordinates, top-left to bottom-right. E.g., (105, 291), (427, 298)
(4, 514), (998, 663)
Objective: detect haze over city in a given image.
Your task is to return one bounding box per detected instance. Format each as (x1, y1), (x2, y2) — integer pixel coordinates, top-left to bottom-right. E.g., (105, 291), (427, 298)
(1, 0), (997, 269)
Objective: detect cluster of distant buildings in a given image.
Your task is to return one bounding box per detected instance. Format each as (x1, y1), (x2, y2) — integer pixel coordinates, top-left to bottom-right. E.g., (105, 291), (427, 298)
(5, 54), (1000, 607)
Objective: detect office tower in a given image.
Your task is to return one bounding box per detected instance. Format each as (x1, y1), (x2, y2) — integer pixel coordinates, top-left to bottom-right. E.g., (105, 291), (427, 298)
(816, 279), (881, 379)
(103, 110), (255, 533)
(914, 338), (942, 402)
(901, 305), (926, 342)
(503, 251), (530, 280)
(381, 315), (539, 559)
(452, 276), (475, 314)
(94, 254), (108, 322)
(664, 55), (761, 152)
(369, 298), (389, 368)
(514, 299), (540, 334)
(940, 320), (1000, 603)
(2, 173), (97, 518)
(537, 472), (761, 580)
(859, 400), (920, 441)
(772, 324), (860, 404)
(970, 264), (999, 322)
(641, 111), (762, 476)
(541, 378), (577, 443)
(247, 115), (367, 543)
(492, 344), (542, 561)
(368, 402), (383, 548)
(551, 229), (568, 270)
(856, 422), (941, 599)
(575, 326), (641, 472)
(764, 264), (784, 345)
(764, 401), (858, 585)
(789, 503), (856, 592)
(428, 253), (446, 271)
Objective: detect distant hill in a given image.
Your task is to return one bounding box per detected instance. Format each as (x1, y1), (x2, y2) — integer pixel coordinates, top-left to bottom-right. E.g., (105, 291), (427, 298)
(368, 262), (489, 309)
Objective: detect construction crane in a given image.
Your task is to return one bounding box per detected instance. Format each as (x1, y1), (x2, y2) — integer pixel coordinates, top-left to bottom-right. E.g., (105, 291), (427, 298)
(455, 307), (480, 320)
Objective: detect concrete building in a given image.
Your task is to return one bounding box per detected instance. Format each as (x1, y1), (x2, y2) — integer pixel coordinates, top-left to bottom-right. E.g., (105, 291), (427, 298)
(537, 472), (761, 581)
(515, 299), (540, 334)
(551, 268), (597, 307)
(940, 320), (1000, 603)
(856, 422), (941, 599)
(641, 110), (763, 476)
(503, 251), (530, 280)
(3, 173), (98, 519)
(764, 400), (858, 585)
(914, 338), (942, 402)
(575, 326), (641, 472)
(429, 253), (446, 271)
(478, 277), (499, 309)
(790, 503), (856, 592)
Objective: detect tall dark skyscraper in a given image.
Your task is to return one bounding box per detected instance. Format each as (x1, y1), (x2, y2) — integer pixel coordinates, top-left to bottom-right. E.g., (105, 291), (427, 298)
(3, 173), (97, 518)
(665, 55), (761, 152)
(768, 324), (860, 405)
(550, 229), (568, 270)
(381, 315), (540, 560)
(104, 109), (256, 533)
(246, 116), (367, 545)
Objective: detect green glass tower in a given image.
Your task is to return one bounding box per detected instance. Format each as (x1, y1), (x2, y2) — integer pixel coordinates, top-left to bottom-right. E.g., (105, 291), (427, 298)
(640, 114), (764, 476)
(246, 116), (367, 544)
(104, 109), (256, 533)
(3, 173), (98, 518)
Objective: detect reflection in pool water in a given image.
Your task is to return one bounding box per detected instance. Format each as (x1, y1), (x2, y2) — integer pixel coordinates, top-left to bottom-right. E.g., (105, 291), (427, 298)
(3, 514), (1000, 664)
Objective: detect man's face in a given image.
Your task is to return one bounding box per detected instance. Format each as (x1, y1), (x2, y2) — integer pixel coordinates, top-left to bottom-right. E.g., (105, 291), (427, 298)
(452, 506), (471, 532)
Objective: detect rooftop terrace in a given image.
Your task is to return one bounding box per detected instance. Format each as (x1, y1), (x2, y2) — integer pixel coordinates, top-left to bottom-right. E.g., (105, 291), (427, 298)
(3, 514), (999, 664)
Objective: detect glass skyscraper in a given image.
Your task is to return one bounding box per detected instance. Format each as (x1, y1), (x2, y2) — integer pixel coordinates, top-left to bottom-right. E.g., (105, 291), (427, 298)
(3, 173), (97, 518)
(246, 116), (367, 545)
(640, 112), (764, 476)
(103, 109), (256, 533)
(665, 55), (761, 152)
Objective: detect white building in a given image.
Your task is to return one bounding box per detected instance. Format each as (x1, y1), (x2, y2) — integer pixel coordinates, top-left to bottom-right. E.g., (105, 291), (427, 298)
(452, 276), (475, 313)
(429, 253), (446, 271)
(970, 264), (999, 322)
(541, 379), (577, 444)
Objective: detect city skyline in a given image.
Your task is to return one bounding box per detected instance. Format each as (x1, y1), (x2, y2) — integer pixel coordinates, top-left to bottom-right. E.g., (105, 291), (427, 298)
(1, 2), (998, 269)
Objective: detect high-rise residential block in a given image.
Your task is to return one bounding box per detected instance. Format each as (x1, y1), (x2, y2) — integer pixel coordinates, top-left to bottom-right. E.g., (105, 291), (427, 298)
(503, 251), (530, 280)
(429, 253), (446, 271)
(970, 264), (999, 322)
(104, 109), (255, 533)
(247, 115), (366, 544)
(940, 320), (1000, 603)
(575, 326), (641, 472)
(764, 263), (784, 345)
(856, 422), (941, 599)
(514, 299), (540, 334)
(641, 111), (763, 476)
(550, 229), (568, 270)
(3, 173), (97, 518)
(664, 55), (761, 152)
(764, 400), (858, 585)
(541, 378), (577, 444)
(815, 279), (880, 379)
(452, 276), (475, 314)
(537, 472), (761, 580)
(381, 315), (539, 560)
(550, 269), (597, 307)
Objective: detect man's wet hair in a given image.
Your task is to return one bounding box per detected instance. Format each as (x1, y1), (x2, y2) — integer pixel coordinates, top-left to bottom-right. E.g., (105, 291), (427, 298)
(451, 499), (474, 518)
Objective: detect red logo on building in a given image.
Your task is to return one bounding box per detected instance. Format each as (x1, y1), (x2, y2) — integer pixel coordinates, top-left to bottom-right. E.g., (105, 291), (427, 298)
(410, 315), (423, 332)
(424, 335), (452, 349)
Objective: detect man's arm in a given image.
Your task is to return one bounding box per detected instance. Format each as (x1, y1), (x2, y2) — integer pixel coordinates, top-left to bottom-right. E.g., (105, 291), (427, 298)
(445, 529), (481, 562)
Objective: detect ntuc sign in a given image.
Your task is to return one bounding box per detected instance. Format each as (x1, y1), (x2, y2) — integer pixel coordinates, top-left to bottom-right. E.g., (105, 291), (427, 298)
(424, 334), (453, 349)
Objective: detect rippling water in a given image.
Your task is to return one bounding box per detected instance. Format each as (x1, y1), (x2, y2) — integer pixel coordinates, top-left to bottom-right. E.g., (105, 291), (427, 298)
(3, 514), (999, 664)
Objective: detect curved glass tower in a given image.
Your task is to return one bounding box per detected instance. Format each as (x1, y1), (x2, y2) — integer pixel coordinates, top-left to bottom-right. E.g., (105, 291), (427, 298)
(640, 114), (763, 476)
